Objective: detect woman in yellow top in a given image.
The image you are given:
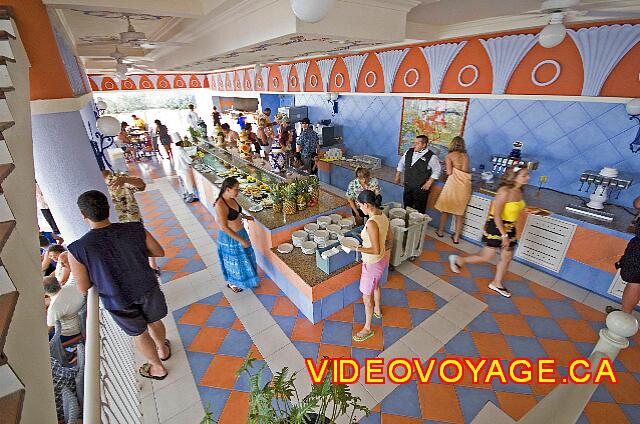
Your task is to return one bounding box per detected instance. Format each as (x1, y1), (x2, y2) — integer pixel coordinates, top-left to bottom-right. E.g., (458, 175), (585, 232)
(448, 167), (529, 298)
(352, 190), (391, 342)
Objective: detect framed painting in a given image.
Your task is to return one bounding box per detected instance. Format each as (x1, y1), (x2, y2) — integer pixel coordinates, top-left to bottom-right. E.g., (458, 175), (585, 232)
(398, 97), (470, 158)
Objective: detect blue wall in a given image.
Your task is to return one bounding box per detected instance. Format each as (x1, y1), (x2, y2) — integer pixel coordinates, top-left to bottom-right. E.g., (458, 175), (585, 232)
(293, 93), (640, 207)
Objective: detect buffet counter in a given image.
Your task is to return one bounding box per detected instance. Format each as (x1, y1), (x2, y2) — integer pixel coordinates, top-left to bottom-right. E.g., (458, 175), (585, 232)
(319, 156), (634, 303)
(191, 144), (386, 323)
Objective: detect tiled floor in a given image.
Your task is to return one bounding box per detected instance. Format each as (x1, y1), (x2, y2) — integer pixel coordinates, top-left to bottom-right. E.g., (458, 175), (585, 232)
(129, 159), (640, 424)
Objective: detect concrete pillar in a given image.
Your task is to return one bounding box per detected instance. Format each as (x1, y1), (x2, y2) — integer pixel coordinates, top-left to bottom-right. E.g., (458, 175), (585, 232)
(31, 99), (114, 243)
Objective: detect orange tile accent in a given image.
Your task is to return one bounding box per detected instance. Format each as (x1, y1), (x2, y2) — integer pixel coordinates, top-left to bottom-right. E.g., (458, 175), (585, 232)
(512, 297), (551, 317)
(495, 392), (538, 421)
(311, 261), (364, 300)
(172, 271), (189, 280)
(162, 258), (190, 272)
(407, 291), (437, 310)
(566, 227), (628, 274)
(604, 372), (640, 404)
(271, 296), (299, 317)
(218, 391), (249, 424)
(254, 278), (281, 296)
(555, 318), (598, 343)
(380, 414), (422, 424)
(199, 355), (245, 389)
(380, 306), (413, 328)
(325, 304), (354, 322)
(178, 304), (215, 326)
(529, 380), (555, 396)
(218, 296), (231, 307)
(617, 345), (640, 373)
(384, 273), (405, 289)
(472, 333), (514, 360)
(537, 339), (582, 367)
(417, 383), (464, 423)
(189, 327), (228, 354)
(571, 301), (607, 321)
(584, 402), (631, 424)
(291, 318), (324, 344)
(372, 404), (381, 413)
(231, 319), (244, 331)
(492, 313), (535, 338)
(317, 344), (351, 362)
(419, 250), (441, 262)
(527, 282), (566, 300)
(351, 324), (384, 351)
(442, 355), (491, 390)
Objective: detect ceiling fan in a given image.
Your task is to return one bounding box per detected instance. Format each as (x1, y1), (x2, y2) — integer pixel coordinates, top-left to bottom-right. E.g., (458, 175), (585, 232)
(78, 14), (185, 49)
(90, 47), (156, 79)
(523, 0), (640, 48)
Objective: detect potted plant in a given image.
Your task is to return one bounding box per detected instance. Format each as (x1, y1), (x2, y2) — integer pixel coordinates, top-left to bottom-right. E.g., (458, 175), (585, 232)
(236, 355), (370, 424)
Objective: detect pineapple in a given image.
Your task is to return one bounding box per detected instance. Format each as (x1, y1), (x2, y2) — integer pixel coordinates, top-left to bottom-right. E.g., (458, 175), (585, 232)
(284, 184), (297, 215)
(308, 176), (320, 207)
(296, 178), (307, 211)
(271, 184), (283, 214)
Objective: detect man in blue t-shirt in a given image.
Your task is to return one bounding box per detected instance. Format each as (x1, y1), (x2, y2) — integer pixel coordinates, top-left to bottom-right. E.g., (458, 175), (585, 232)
(68, 190), (170, 380)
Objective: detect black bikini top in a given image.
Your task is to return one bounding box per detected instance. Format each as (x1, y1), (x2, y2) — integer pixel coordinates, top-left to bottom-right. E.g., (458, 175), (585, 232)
(222, 198), (242, 221)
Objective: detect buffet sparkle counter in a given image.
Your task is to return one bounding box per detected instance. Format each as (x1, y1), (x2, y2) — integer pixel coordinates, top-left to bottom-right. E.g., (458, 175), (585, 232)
(192, 144), (386, 323)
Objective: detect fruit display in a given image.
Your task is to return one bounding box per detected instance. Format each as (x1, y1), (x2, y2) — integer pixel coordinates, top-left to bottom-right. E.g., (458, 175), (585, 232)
(238, 129), (252, 159)
(295, 178), (307, 211)
(283, 184), (297, 215)
(271, 183), (283, 214)
(308, 176), (320, 207)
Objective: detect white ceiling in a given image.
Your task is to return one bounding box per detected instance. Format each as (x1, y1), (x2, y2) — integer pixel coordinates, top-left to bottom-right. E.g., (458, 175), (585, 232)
(43, 0), (640, 76)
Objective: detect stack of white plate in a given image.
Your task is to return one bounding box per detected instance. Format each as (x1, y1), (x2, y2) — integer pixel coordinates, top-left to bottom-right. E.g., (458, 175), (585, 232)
(304, 223), (320, 235)
(313, 229), (330, 244)
(277, 243), (294, 254)
(301, 241), (317, 255)
(292, 230), (308, 247)
(340, 237), (360, 250)
(317, 216), (332, 229)
(326, 224), (341, 239)
(408, 211), (424, 225)
(329, 213), (343, 224)
(390, 218), (406, 228)
(389, 208), (406, 220)
(337, 228), (351, 241)
(339, 218), (354, 229)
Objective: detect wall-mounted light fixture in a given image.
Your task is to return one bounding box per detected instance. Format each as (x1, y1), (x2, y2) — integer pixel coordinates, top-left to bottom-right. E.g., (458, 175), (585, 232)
(291, 0), (336, 23)
(324, 92), (340, 115)
(95, 100), (107, 116)
(89, 115), (120, 171)
(626, 98), (640, 153)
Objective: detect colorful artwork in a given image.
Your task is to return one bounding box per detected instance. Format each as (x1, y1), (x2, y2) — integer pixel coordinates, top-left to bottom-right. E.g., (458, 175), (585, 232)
(398, 98), (469, 157)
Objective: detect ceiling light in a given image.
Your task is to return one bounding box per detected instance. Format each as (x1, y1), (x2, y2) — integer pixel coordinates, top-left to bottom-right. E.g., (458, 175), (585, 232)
(539, 23), (566, 48)
(96, 100), (107, 111)
(626, 98), (640, 116)
(116, 62), (128, 75)
(96, 116), (121, 137)
(291, 0), (336, 23)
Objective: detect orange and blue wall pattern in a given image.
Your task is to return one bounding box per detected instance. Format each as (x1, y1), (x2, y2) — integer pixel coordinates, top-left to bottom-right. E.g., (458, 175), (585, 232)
(89, 22), (640, 98)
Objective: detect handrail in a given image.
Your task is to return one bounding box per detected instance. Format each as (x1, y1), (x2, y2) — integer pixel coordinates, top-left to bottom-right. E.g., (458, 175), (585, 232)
(83, 287), (142, 423)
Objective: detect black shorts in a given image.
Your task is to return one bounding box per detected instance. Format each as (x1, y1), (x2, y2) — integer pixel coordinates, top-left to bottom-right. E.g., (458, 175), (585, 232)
(107, 285), (168, 336)
(482, 219), (518, 249)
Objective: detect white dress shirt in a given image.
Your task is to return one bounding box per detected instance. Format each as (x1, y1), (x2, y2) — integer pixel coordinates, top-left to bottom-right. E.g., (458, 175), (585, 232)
(396, 148), (442, 180)
(187, 111), (200, 129)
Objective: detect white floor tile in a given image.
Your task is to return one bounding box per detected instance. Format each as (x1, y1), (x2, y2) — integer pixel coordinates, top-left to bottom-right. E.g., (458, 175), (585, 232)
(161, 403), (206, 424)
(420, 313), (461, 344)
(229, 293), (268, 320)
(251, 324), (291, 358)
(150, 347), (191, 391)
(400, 325), (443, 358)
(409, 267), (439, 288)
(264, 343), (305, 377)
(428, 278), (462, 301)
(154, 373), (201, 422)
(583, 292), (619, 313)
(524, 268), (558, 288)
(552, 280), (590, 303)
(140, 393), (160, 424)
(394, 260), (420, 276)
(470, 401), (516, 424)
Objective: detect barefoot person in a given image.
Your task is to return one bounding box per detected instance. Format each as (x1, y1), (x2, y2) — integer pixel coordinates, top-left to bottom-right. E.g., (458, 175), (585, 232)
(214, 177), (260, 293)
(434, 136), (472, 244)
(352, 190), (390, 342)
(448, 167), (530, 298)
(68, 190), (171, 380)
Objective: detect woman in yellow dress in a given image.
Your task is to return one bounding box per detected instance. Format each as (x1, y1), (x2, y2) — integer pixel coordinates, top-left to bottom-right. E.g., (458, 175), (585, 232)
(434, 136), (471, 244)
(448, 167), (529, 298)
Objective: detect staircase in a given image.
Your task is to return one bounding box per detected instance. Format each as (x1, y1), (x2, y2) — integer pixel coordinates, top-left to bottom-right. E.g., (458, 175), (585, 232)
(0, 5), (57, 423)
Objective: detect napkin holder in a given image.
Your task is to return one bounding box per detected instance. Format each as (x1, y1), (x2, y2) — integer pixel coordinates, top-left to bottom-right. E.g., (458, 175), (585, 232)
(316, 241), (357, 274)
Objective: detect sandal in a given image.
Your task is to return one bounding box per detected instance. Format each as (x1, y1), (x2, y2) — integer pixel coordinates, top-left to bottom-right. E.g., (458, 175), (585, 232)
(139, 363), (168, 380)
(227, 283), (243, 293)
(435, 231), (444, 238)
(159, 340), (171, 361)
(488, 283), (512, 298)
(452, 235), (460, 245)
(373, 311), (383, 319)
(352, 330), (375, 342)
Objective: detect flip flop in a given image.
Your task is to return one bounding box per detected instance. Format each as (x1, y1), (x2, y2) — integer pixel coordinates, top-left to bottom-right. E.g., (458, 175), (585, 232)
(435, 232), (444, 238)
(139, 363), (168, 381)
(352, 330), (375, 342)
(227, 283), (243, 293)
(488, 283), (512, 298)
(159, 340), (171, 361)
(373, 311), (383, 319)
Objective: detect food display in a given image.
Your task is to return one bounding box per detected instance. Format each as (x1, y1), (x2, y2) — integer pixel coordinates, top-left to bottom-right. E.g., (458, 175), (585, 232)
(238, 129), (252, 159)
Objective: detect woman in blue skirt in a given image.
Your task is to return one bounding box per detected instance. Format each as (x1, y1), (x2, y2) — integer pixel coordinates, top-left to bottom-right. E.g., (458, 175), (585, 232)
(214, 177), (260, 293)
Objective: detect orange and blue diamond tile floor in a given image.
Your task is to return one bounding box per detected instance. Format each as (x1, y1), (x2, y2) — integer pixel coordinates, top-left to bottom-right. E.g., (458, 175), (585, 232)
(126, 160), (640, 424)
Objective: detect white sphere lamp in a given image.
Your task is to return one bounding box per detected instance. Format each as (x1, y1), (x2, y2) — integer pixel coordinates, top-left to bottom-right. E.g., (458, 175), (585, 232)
(96, 116), (121, 137)
(330, 92), (339, 101)
(539, 22), (566, 48)
(626, 98), (640, 116)
(95, 100), (107, 111)
(291, 0), (336, 23)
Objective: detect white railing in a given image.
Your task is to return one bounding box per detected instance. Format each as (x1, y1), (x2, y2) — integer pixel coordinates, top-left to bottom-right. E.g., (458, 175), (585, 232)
(84, 288), (142, 424)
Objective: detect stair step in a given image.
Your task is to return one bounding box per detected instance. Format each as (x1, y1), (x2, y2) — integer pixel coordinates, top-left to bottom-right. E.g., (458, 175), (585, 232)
(0, 31), (14, 41)
(0, 220), (15, 255)
(0, 290), (18, 357)
(0, 121), (13, 133)
(0, 365), (25, 421)
(0, 7), (14, 21)
(0, 163), (13, 192)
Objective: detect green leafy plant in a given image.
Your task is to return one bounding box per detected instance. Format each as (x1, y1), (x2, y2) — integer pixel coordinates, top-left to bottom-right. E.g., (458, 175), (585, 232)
(200, 402), (218, 424)
(188, 126), (205, 142)
(236, 354), (370, 424)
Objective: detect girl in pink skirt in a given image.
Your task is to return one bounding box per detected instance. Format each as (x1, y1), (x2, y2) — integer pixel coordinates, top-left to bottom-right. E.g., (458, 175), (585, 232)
(352, 190), (391, 342)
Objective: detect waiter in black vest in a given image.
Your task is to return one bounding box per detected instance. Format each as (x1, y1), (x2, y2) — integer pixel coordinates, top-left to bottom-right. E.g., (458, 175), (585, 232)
(394, 135), (442, 213)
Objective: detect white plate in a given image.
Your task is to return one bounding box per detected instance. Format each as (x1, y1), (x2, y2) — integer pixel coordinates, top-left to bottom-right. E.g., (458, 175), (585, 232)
(249, 205), (264, 213)
(391, 218), (406, 227)
(340, 237), (360, 250)
(277, 243), (294, 254)
(301, 241), (317, 254)
(304, 223), (320, 234)
(339, 218), (354, 229)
